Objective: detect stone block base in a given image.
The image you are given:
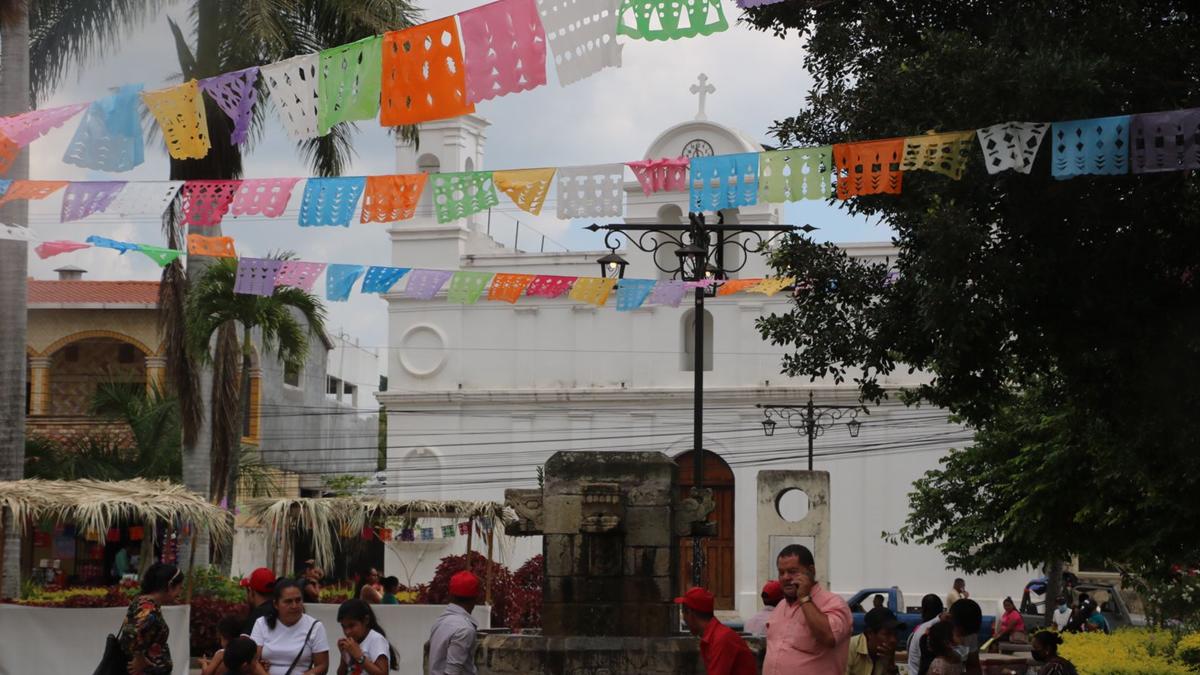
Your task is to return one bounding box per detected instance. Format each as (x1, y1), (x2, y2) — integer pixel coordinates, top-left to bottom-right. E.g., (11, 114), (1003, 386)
(478, 633), (703, 675)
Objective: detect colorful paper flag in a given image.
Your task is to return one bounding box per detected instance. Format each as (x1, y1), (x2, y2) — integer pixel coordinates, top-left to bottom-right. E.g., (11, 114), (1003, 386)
(299, 177), (366, 227)
(85, 235), (140, 254)
(627, 157), (689, 195)
(759, 147), (832, 202)
(420, 527), (434, 541)
(617, 0), (729, 41)
(275, 261), (327, 291)
(400, 529), (415, 542)
(556, 164), (624, 218)
(0, 180), (68, 206)
(361, 266), (411, 294)
(646, 279), (691, 307)
(199, 67), (259, 145)
(441, 525), (455, 539)
(34, 240), (91, 259)
(900, 131), (975, 180)
(487, 273), (535, 303)
(381, 18), (475, 126)
(747, 277), (794, 296)
(432, 171), (500, 224)
(616, 278), (656, 311)
(404, 269), (454, 300)
(690, 153), (759, 211)
(231, 178), (301, 218)
(106, 180), (184, 218)
(717, 278), (762, 296)
(0, 132), (18, 174)
(976, 122), (1050, 175)
(141, 80), (211, 160)
(318, 36), (384, 135)
(261, 54), (321, 140)
(187, 234), (237, 258)
(1131, 108), (1200, 173)
(361, 174), (427, 223)
(180, 180), (241, 228)
(60, 181), (125, 222)
(460, 0), (548, 103)
(536, 0), (623, 86)
(1051, 116), (1131, 179)
(0, 102), (88, 147)
(446, 271), (494, 304)
(62, 85), (145, 172)
(326, 264), (365, 301)
(137, 245), (185, 267)
(234, 258), (284, 296)
(493, 168), (556, 216)
(568, 277), (617, 306)
(458, 522), (471, 535)
(526, 275), (576, 298)
(833, 139), (905, 199)
(0, 223), (34, 241)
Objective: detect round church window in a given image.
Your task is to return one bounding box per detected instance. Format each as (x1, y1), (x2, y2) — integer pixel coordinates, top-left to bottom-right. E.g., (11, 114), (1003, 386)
(776, 488), (810, 522)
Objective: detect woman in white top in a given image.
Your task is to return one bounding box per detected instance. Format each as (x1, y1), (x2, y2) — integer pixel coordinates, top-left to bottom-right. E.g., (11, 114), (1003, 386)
(335, 599), (398, 674)
(250, 578), (330, 675)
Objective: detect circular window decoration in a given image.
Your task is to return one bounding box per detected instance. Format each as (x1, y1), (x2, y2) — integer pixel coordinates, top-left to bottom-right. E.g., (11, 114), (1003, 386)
(775, 488), (810, 523)
(397, 324), (448, 378)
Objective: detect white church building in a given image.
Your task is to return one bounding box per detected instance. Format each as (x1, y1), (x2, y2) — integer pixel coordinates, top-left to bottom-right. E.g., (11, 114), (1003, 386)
(375, 84), (1031, 621)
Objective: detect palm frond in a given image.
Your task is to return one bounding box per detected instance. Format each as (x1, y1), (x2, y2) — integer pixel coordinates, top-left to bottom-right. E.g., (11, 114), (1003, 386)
(297, 123), (357, 177)
(28, 0), (167, 104)
(167, 15), (198, 79)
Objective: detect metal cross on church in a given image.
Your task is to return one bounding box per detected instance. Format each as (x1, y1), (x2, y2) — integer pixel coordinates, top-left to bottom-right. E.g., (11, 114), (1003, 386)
(690, 73), (715, 120)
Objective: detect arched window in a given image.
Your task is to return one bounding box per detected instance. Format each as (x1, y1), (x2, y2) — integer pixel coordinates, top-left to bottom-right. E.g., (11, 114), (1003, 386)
(654, 205), (685, 279)
(417, 154), (441, 213)
(681, 308), (713, 371)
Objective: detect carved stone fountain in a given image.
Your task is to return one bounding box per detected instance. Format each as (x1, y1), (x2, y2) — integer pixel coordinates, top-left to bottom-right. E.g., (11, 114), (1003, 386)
(477, 451), (719, 674)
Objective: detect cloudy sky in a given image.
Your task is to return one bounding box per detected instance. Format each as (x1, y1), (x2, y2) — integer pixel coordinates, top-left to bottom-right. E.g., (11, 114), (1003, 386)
(23, 0), (888, 351)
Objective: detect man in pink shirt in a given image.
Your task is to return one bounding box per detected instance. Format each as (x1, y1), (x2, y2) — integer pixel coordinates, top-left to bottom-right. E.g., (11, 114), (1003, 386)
(763, 544), (852, 675)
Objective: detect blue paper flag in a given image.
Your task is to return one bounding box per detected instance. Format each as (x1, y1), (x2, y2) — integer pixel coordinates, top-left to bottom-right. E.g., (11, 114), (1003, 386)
(299, 177), (367, 227)
(361, 266), (411, 294)
(616, 278), (656, 311)
(0, 179), (11, 198)
(62, 84), (145, 172)
(85, 235), (140, 255)
(1051, 115), (1130, 179)
(690, 153), (760, 211)
(326, 264), (365, 301)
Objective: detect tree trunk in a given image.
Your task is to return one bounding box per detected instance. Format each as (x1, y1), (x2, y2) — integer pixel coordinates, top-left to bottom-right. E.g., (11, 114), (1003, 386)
(0, 2), (31, 600)
(1045, 558), (1064, 625)
(227, 324), (253, 515)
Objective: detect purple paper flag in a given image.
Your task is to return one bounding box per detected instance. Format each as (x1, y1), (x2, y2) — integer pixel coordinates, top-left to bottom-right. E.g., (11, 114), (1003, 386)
(404, 269), (454, 300)
(646, 280), (690, 307)
(234, 258), (283, 296)
(200, 67), (259, 145)
(60, 181), (125, 222)
(1131, 108), (1200, 174)
(736, 0), (786, 6)
(274, 261), (327, 291)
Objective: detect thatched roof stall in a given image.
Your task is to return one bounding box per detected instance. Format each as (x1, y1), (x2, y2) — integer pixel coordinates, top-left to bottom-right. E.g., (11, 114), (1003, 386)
(244, 497), (516, 575)
(0, 479), (233, 593)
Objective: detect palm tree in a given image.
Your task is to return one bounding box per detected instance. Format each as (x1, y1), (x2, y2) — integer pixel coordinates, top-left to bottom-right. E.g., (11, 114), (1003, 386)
(185, 256), (327, 517)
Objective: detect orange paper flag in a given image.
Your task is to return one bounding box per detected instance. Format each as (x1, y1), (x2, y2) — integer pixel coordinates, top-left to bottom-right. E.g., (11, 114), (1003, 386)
(0, 131), (18, 174)
(833, 139), (905, 200)
(717, 278), (763, 296)
(381, 18), (475, 126)
(487, 273), (535, 303)
(361, 174), (428, 223)
(187, 234), (237, 258)
(0, 179), (68, 205)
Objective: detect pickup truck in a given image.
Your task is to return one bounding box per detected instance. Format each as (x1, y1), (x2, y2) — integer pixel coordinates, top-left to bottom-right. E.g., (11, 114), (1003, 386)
(846, 587), (996, 645)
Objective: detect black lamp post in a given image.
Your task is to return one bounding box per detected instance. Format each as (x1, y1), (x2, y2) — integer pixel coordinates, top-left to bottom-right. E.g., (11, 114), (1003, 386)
(587, 212), (808, 589)
(757, 392), (865, 471)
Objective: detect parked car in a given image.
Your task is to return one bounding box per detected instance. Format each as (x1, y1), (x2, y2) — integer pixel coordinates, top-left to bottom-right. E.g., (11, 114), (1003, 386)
(846, 587), (996, 644)
(1020, 582), (1145, 631)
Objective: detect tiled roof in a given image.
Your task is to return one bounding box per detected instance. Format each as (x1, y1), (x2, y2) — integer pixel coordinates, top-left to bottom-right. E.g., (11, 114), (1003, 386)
(28, 279), (160, 306)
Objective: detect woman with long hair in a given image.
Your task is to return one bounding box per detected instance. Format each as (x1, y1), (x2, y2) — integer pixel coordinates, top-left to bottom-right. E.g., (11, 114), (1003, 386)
(249, 578), (330, 675)
(1032, 630), (1079, 675)
(335, 599), (399, 674)
(918, 620), (963, 675)
(119, 562), (184, 674)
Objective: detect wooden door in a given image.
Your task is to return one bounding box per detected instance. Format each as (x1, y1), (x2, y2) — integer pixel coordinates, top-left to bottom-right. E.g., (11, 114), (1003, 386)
(675, 450), (735, 610)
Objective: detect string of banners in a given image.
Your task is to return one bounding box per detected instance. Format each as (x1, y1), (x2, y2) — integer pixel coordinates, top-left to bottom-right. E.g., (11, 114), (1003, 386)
(0, 0), (757, 174)
(0, 109), (1196, 236)
(352, 518), (495, 543)
(19, 229), (797, 309)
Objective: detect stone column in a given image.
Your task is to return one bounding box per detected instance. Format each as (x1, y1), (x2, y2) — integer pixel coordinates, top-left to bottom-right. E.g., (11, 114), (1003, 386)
(145, 355), (167, 397)
(27, 356), (51, 416)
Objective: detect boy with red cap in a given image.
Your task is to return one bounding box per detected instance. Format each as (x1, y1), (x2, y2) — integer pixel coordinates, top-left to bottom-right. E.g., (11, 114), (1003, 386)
(239, 567), (276, 635)
(745, 581), (785, 636)
(427, 571), (481, 675)
(675, 587), (758, 675)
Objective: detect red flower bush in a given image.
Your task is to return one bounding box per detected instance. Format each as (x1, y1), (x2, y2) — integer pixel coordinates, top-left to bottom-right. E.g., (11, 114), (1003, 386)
(505, 555), (543, 631)
(189, 596), (248, 657)
(419, 552), (515, 627)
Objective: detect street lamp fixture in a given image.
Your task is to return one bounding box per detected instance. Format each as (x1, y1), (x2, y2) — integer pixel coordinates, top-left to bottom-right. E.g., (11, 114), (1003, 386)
(757, 392), (865, 470)
(847, 418), (862, 438)
(761, 417), (777, 437)
(597, 252), (629, 279)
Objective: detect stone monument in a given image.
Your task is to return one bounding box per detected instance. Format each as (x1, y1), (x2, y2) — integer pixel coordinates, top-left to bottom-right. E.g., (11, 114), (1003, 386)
(477, 451), (722, 674)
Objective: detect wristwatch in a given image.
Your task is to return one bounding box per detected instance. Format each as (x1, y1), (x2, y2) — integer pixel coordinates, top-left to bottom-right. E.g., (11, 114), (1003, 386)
(798, 595), (812, 605)
(355, 654), (367, 666)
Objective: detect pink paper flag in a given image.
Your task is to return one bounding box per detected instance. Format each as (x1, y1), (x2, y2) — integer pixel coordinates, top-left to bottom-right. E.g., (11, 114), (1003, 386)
(34, 240), (91, 259)
(460, 0), (548, 103)
(181, 180), (241, 227)
(60, 181), (125, 222)
(231, 178), (300, 218)
(199, 67), (259, 145)
(274, 261), (327, 291)
(627, 157), (689, 195)
(0, 103), (89, 147)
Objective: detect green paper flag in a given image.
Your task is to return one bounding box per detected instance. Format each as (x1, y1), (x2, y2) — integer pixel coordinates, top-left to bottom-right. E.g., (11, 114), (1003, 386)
(137, 244), (184, 267)
(432, 171), (500, 224)
(446, 271), (494, 305)
(617, 0), (729, 41)
(759, 147), (833, 203)
(318, 36), (383, 135)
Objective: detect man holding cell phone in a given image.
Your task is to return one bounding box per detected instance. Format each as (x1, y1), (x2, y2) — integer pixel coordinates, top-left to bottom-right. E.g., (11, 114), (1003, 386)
(762, 544), (852, 675)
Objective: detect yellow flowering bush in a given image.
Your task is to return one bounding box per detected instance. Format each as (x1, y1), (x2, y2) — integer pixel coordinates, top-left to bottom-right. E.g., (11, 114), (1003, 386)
(1059, 629), (1194, 675)
(1177, 632), (1200, 668)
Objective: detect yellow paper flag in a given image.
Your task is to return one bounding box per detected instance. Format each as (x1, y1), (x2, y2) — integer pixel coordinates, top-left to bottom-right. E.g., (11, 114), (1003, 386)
(142, 80), (211, 160)
(494, 168), (557, 216)
(747, 277), (795, 297)
(900, 130), (975, 180)
(568, 277), (617, 307)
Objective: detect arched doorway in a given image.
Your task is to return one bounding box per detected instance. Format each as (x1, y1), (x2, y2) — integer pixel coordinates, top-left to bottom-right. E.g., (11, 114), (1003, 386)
(675, 449), (735, 610)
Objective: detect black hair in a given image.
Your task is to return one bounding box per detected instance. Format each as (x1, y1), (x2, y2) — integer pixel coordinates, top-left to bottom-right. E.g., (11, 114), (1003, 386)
(953, 578), (965, 586)
(337, 599), (399, 671)
(217, 615), (244, 642)
(918, 621), (956, 675)
(776, 544), (815, 567)
(141, 563), (183, 594)
(265, 578), (305, 630)
(920, 593), (944, 622)
(383, 576), (401, 593)
(1032, 629), (1063, 655)
(223, 636), (258, 671)
(949, 598), (983, 635)
(1003, 596), (1016, 608)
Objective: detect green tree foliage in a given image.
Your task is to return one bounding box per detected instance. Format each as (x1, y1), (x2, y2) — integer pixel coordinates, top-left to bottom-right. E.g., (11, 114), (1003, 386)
(744, 1), (1200, 573)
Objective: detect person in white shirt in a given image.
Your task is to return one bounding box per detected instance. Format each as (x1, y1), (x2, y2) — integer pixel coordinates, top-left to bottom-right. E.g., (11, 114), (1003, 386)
(907, 594), (945, 675)
(250, 578), (330, 675)
(427, 571), (481, 675)
(335, 599), (397, 674)
(1051, 596), (1072, 631)
(945, 578), (968, 610)
(743, 580), (784, 636)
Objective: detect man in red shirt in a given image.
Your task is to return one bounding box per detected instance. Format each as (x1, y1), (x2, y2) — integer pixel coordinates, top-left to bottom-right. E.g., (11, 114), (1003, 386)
(675, 587), (758, 675)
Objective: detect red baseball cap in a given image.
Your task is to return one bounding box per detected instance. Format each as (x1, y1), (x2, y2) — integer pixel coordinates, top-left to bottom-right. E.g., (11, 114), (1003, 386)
(762, 580), (784, 604)
(449, 571), (480, 599)
(239, 567), (276, 594)
(674, 587), (715, 614)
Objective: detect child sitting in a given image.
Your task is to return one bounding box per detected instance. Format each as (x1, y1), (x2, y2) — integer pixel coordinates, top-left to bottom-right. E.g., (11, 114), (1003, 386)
(336, 599), (399, 674)
(200, 615), (246, 675)
(221, 636), (268, 675)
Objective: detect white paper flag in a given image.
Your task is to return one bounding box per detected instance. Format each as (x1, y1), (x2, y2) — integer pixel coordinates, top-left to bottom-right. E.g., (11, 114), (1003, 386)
(556, 164), (625, 219)
(261, 54), (322, 140)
